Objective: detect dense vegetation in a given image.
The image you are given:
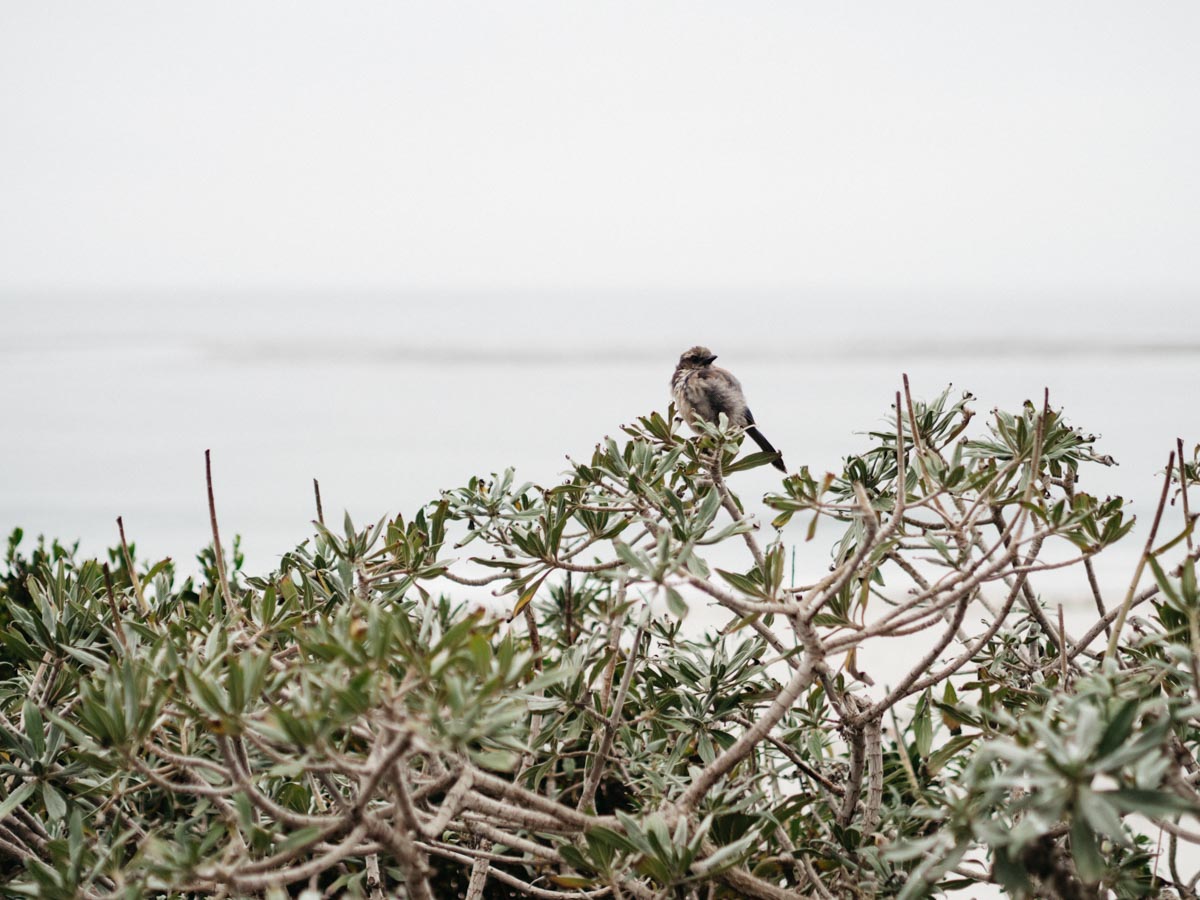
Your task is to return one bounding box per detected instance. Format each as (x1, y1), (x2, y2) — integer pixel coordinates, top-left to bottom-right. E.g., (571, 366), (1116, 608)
(1, 383), (1199, 898)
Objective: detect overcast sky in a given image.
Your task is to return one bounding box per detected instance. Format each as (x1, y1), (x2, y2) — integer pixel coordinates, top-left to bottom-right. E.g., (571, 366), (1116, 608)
(2, 2), (1198, 294)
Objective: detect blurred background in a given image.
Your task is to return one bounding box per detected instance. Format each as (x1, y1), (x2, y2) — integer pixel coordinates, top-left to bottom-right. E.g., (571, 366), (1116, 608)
(2, 3), (1197, 592)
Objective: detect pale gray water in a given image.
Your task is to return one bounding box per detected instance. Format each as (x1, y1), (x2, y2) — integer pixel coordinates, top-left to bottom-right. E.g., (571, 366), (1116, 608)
(1, 290), (1196, 603)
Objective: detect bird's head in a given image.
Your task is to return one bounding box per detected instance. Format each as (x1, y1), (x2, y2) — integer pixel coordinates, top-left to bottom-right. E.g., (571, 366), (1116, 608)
(678, 346), (718, 368)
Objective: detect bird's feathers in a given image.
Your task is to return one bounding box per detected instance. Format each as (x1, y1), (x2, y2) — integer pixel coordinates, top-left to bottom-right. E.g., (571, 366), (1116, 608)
(670, 348), (787, 473)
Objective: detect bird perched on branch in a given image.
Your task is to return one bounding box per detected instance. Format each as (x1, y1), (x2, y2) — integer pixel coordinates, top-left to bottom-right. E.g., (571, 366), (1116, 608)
(671, 345), (787, 472)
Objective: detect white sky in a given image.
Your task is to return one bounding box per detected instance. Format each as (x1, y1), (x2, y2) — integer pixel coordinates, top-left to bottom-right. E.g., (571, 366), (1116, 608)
(2, 2), (1198, 294)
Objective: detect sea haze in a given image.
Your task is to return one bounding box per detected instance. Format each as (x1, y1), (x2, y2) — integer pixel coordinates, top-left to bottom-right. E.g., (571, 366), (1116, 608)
(1, 290), (1196, 607)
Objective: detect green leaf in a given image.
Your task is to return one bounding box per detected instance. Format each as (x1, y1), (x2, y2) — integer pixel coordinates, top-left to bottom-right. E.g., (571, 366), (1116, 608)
(644, 813), (672, 858)
(724, 451), (782, 474)
(926, 733), (978, 775)
(695, 489), (723, 531)
(1077, 787), (1129, 846)
(42, 781), (67, 820)
(1096, 698), (1139, 758)
(912, 690), (933, 758)
(585, 825), (640, 857)
(23, 700), (45, 759)
(664, 587), (688, 619)
(555, 843), (591, 874)
(716, 569), (765, 599)
(0, 782), (37, 821)
(1148, 557), (1181, 605)
(991, 847), (1032, 895)
(1070, 817), (1105, 884)
(613, 541), (646, 575)
(68, 807), (83, 863)
(184, 668), (227, 719)
(470, 748), (519, 772)
(615, 812), (655, 857)
(1106, 788), (1197, 818)
(692, 834), (754, 874)
(510, 571), (549, 619)
(0, 630), (38, 663)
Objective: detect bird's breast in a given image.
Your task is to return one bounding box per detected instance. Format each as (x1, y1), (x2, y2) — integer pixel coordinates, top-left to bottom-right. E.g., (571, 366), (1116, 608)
(670, 369), (694, 416)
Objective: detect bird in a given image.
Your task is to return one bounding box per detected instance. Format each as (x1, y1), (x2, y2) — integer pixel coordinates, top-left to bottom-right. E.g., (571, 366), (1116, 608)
(671, 345), (786, 472)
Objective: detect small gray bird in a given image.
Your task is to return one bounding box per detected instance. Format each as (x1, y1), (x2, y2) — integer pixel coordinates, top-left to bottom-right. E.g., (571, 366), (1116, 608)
(671, 346), (787, 472)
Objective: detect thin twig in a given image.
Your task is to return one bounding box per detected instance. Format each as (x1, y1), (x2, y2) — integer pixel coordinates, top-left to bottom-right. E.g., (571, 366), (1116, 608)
(1063, 477), (1109, 632)
(836, 720), (865, 827)
(365, 853), (384, 900)
(1058, 603), (1068, 685)
(464, 839), (491, 900)
(1181, 439), (1194, 553)
(710, 453), (766, 571)
(861, 716), (884, 833)
(579, 622), (646, 813)
(205, 449), (234, 617)
(116, 516), (149, 614)
(1107, 451), (1175, 660)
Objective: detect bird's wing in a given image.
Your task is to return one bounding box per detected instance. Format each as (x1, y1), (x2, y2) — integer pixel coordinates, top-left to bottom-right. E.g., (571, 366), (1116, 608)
(696, 368), (747, 425)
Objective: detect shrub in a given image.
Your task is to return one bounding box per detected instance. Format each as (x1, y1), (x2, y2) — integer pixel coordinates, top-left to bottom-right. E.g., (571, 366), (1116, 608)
(0, 382), (1197, 899)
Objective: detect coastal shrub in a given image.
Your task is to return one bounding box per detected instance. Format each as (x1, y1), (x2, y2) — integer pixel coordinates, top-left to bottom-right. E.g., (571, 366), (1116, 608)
(0, 383), (1197, 899)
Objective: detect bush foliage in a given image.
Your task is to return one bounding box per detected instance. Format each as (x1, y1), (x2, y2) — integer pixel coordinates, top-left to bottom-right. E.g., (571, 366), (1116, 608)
(1, 384), (1199, 899)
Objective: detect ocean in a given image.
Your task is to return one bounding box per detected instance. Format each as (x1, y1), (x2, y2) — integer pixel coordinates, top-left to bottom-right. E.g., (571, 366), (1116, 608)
(3, 290), (1194, 604)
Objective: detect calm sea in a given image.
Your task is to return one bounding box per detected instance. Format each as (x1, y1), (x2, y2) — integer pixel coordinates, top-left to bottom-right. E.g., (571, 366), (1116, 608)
(1, 290), (1196, 606)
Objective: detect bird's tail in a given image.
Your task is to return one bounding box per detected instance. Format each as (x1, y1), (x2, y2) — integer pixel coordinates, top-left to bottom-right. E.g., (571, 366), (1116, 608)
(746, 426), (787, 473)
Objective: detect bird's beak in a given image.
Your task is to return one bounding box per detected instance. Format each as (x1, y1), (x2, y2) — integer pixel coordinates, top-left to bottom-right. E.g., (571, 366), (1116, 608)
(702, 355), (718, 365)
